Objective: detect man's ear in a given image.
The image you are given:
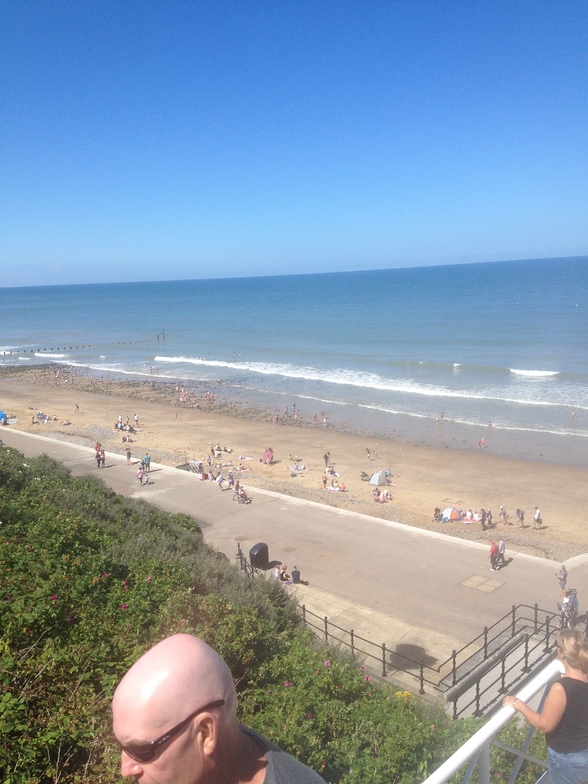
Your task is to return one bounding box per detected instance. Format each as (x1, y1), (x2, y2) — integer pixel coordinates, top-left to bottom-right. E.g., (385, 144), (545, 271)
(197, 715), (218, 757)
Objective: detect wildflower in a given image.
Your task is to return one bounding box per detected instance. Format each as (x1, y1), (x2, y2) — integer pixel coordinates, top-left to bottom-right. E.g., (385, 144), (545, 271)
(120, 603), (128, 610)
(359, 666), (365, 672)
(50, 595), (58, 601)
(323, 660), (330, 668)
(66, 616), (74, 623)
(146, 576), (152, 583)
(306, 713), (312, 719)
(102, 573), (110, 578)
(283, 681), (291, 688)
(365, 675), (371, 683)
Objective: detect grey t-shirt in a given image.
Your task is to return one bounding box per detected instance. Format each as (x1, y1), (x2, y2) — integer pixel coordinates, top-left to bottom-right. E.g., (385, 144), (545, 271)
(241, 726), (327, 784)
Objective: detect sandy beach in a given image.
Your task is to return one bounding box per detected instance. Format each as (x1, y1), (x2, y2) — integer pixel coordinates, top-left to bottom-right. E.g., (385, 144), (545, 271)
(1, 364), (586, 561)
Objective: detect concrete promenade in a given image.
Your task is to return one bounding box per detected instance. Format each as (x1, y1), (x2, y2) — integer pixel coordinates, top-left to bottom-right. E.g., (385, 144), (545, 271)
(3, 429), (585, 687)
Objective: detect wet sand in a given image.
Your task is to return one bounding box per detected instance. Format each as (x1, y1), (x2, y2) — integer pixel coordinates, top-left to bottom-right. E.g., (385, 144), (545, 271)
(1, 364), (586, 561)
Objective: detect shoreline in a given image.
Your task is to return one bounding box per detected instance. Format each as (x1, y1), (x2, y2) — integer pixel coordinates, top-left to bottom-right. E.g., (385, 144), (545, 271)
(1, 364), (586, 562)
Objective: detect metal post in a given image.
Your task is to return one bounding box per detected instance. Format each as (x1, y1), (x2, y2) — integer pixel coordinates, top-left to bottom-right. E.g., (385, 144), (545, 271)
(483, 626), (488, 659)
(452, 649), (458, 685)
(324, 616), (329, 641)
(499, 653), (507, 693)
(350, 629), (355, 653)
(523, 633), (531, 672)
(511, 604), (516, 636)
(301, 605), (306, 624)
(420, 660), (425, 694)
(534, 603), (539, 634)
(544, 616), (551, 652)
(478, 741), (490, 784)
(474, 676), (482, 717)
(381, 643), (387, 677)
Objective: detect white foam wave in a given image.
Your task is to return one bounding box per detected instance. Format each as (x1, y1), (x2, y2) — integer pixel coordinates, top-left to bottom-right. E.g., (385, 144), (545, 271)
(153, 356), (585, 408)
(35, 352), (68, 359)
(18, 356), (31, 361)
(510, 369), (560, 377)
(358, 404), (588, 437)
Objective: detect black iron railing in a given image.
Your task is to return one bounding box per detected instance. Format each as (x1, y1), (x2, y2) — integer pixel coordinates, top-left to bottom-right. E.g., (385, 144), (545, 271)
(235, 544), (585, 716)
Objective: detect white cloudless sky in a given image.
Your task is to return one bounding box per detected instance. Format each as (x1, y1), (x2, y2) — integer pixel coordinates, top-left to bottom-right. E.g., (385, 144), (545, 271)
(1, 1), (587, 286)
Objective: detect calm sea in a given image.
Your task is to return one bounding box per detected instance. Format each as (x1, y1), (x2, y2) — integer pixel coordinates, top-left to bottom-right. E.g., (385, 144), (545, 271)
(1, 257), (587, 467)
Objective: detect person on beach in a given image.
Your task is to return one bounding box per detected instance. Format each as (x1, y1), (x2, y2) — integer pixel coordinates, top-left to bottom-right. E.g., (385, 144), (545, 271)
(503, 629), (588, 784)
(489, 540), (499, 571)
(125, 446), (132, 465)
(557, 566), (568, 598)
(112, 634), (327, 784)
(323, 452), (330, 468)
(499, 506), (511, 525)
(515, 508), (525, 527)
(534, 506), (543, 528)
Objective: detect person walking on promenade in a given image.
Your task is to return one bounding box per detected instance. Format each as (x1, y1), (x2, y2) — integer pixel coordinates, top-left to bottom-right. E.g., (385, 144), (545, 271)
(125, 446), (132, 465)
(503, 629), (588, 784)
(489, 540), (499, 571)
(556, 566), (568, 598)
(143, 452), (151, 473)
(496, 538), (507, 569)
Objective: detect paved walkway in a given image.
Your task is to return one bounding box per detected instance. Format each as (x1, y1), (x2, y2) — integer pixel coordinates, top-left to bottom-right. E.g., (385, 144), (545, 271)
(3, 429), (585, 688)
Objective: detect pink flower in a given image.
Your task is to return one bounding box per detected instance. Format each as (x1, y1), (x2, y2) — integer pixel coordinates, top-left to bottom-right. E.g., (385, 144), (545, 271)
(323, 660), (330, 668)
(146, 576), (152, 583)
(119, 603), (128, 610)
(66, 616), (74, 623)
(50, 595), (58, 601)
(306, 713), (312, 719)
(365, 675), (371, 683)
(102, 573), (110, 578)
(359, 666), (365, 672)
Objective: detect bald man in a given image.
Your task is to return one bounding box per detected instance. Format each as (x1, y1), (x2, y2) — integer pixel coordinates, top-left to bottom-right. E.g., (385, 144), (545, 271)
(112, 634), (326, 784)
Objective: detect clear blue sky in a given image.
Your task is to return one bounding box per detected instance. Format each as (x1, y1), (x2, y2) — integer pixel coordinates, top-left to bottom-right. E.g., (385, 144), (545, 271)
(1, 1), (587, 286)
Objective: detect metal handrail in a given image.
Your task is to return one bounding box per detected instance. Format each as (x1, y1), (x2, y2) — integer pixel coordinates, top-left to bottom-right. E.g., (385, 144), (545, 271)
(422, 659), (564, 784)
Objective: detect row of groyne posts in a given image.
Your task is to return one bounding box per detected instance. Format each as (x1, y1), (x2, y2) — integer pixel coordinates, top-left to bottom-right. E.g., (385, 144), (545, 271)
(235, 543), (587, 718)
(2, 329), (165, 357)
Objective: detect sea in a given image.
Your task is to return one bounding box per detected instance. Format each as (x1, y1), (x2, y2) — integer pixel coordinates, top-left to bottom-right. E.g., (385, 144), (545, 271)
(1, 256), (587, 468)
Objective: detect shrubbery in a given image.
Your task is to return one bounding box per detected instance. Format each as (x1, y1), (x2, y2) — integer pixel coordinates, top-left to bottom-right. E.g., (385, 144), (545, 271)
(0, 447), (545, 783)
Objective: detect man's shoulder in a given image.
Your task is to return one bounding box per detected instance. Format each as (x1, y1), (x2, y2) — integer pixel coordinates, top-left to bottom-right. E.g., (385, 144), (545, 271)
(241, 727), (326, 784)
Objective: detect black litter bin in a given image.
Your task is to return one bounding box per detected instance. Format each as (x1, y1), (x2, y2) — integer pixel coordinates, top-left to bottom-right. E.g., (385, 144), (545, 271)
(249, 542), (269, 570)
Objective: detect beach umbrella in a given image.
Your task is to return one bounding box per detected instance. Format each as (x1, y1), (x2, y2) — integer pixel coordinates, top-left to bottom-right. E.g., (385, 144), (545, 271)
(369, 471), (389, 486)
(442, 506), (462, 522)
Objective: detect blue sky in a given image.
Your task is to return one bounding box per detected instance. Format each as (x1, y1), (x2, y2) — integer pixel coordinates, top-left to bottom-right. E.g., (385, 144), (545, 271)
(1, 1), (587, 286)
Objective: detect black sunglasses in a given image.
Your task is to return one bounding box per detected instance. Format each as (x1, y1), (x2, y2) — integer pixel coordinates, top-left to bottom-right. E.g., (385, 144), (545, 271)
(117, 698), (225, 763)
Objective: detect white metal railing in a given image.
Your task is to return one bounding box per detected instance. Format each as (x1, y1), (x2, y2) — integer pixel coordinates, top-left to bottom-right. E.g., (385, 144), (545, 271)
(423, 659), (564, 784)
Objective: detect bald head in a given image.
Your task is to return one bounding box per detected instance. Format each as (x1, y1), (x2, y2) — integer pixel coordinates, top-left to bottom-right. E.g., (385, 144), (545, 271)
(113, 634), (237, 741)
